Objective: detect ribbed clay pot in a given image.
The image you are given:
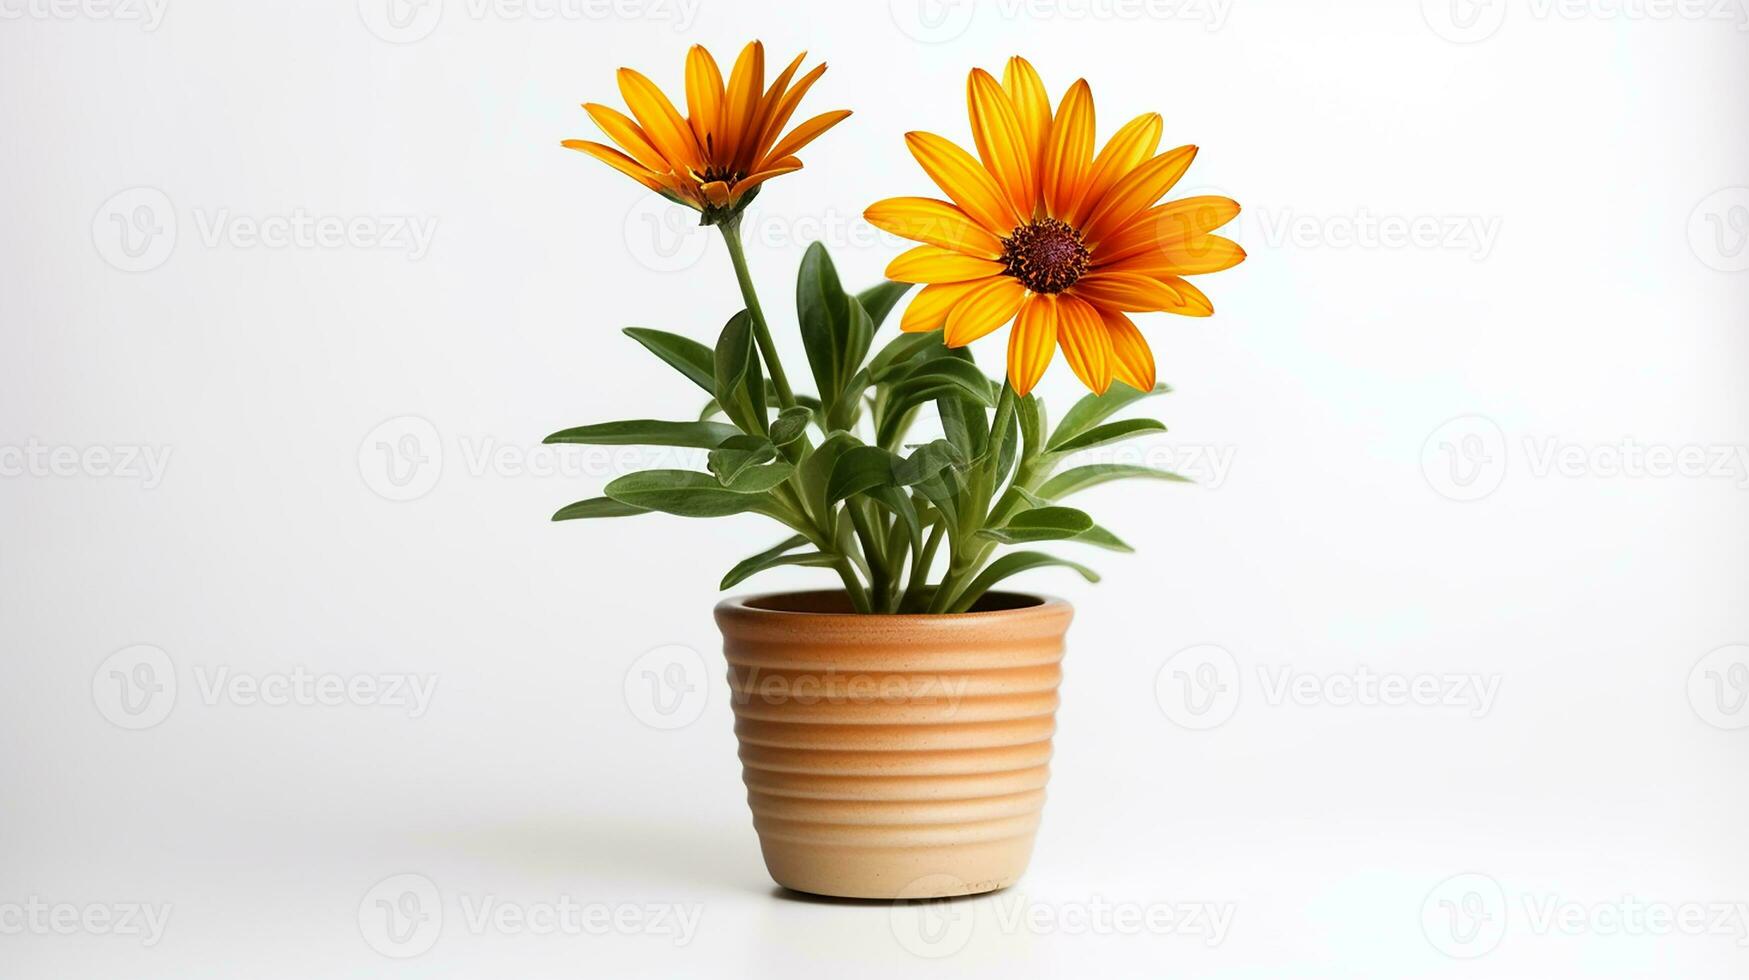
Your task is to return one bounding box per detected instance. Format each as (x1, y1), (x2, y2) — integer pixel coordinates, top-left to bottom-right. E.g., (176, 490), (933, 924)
(714, 591), (1073, 900)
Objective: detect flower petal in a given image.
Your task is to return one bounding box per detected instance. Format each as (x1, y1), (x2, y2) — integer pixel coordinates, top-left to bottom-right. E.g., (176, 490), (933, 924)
(762, 109), (851, 168)
(722, 41), (765, 172)
(1083, 144), (1199, 246)
(967, 68), (1038, 218)
(1002, 56), (1052, 181)
(616, 67), (703, 175)
(945, 275), (1026, 347)
(1055, 293), (1113, 394)
(900, 280), (986, 333)
(561, 139), (669, 194)
(905, 132), (1021, 237)
(583, 103), (670, 174)
(1097, 307), (1157, 391)
(1093, 196), (1241, 265)
(864, 197), (1005, 259)
(745, 50), (807, 163)
(1042, 80), (1094, 220)
(1105, 235), (1246, 277)
(683, 46), (725, 158)
(1159, 275), (1215, 316)
(1069, 271), (1184, 312)
(1007, 293), (1059, 396)
(886, 244), (1007, 284)
(753, 62), (827, 160)
(728, 157), (801, 204)
(1069, 112), (1162, 227)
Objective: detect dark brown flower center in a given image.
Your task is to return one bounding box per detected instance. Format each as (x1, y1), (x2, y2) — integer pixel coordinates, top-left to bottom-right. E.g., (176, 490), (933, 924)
(701, 164), (744, 185)
(1001, 218), (1090, 294)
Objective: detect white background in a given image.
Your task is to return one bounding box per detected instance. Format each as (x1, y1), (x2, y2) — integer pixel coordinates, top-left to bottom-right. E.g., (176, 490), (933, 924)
(2, 0), (1747, 976)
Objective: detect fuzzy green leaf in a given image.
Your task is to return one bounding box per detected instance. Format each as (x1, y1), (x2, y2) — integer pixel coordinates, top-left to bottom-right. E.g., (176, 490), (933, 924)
(1036, 464), (1192, 500)
(551, 497), (648, 521)
(949, 552), (1100, 613)
(544, 419), (740, 448)
(867, 330), (945, 382)
(796, 244), (874, 410)
(1046, 418), (1168, 454)
(1075, 524), (1134, 552)
(708, 434), (778, 486)
(603, 470), (779, 518)
(769, 406), (814, 447)
(975, 506), (1096, 545)
(623, 328), (715, 393)
(719, 535), (839, 589)
(857, 281), (914, 330)
(827, 445), (897, 503)
(1048, 383), (1172, 451)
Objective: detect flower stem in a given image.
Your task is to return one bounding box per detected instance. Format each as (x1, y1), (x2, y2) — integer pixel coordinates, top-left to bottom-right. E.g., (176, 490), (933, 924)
(718, 217), (797, 410)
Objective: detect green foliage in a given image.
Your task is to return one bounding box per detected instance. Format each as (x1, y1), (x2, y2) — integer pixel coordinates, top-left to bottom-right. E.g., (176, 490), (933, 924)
(548, 239), (1184, 613)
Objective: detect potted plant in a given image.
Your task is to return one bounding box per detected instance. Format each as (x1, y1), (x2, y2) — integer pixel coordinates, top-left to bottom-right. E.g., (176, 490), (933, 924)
(551, 43), (1244, 899)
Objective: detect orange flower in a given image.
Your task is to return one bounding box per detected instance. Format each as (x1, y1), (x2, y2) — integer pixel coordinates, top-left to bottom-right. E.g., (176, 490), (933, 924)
(564, 42), (850, 221)
(865, 58), (1245, 396)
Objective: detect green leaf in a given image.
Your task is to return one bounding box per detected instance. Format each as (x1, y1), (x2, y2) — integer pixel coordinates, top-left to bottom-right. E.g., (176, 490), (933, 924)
(700, 392), (823, 423)
(1036, 464), (1192, 500)
(950, 552), (1100, 613)
(713, 310), (766, 433)
(708, 434), (778, 486)
(893, 439), (966, 486)
(544, 419), (740, 448)
(798, 431), (859, 522)
(1075, 524), (1134, 552)
(1046, 418), (1168, 455)
(721, 461), (794, 493)
(1017, 393), (1047, 464)
(827, 445), (897, 503)
(720, 535), (839, 589)
(713, 310), (755, 402)
(624, 328), (715, 394)
(975, 506), (1097, 545)
(603, 470), (779, 518)
(867, 330), (945, 382)
(551, 497), (648, 521)
(1048, 383), (1172, 451)
(866, 485), (923, 556)
(894, 358), (997, 408)
(796, 243), (872, 410)
(936, 378), (988, 459)
(857, 280), (914, 330)
(769, 406), (813, 447)
(913, 471), (961, 527)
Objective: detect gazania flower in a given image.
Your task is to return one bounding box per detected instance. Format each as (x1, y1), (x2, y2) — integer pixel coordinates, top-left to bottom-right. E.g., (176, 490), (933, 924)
(564, 42), (850, 221)
(865, 58), (1245, 396)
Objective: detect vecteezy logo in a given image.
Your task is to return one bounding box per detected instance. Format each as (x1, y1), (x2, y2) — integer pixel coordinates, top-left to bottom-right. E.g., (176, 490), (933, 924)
(888, 874), (977, 958)
(92, 644), (177, 730)
(358, 0), (444, 43)
(624, 644), (708, 730)
(1687, 188), (1749, 273)
(1421, 0), (1508, 43)
(889, 0), (977, 43)
(1688, 645), (1749, 731)
(92, 187), (177, 273)
(1422, 415), (1508, 502)
(1155, 644), (1241, 730)
(358, 873), (442, 958)
(1421, 872), (1507, 958)
(358, 416), (443, 502)
(621, 195), (712, 273)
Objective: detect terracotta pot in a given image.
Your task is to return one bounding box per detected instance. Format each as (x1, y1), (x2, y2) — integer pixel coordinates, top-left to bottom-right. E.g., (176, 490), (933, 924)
(714, 590), (1073, 900)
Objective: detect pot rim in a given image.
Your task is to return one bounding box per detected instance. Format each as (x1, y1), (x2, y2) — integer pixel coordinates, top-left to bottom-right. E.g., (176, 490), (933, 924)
(716, 589), (1071, 625)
